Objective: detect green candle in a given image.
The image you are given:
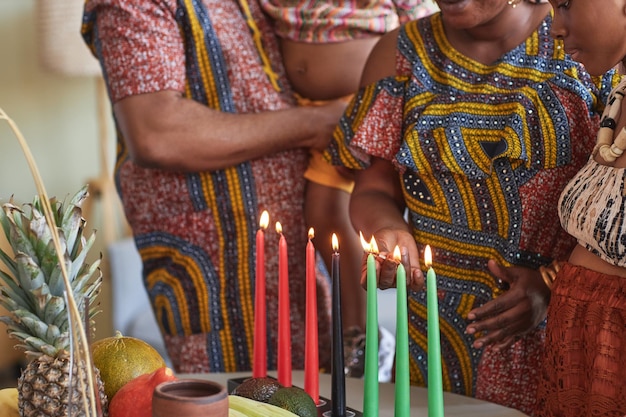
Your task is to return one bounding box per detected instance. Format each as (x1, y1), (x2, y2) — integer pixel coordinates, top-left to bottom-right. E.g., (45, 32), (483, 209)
(425, 245), (444, 417)
(363, 236), (379, 417)
(393, 246), (410, 417)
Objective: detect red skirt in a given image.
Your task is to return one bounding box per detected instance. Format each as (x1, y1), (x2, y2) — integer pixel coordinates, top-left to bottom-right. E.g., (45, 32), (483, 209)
(535, 262), (626, 416)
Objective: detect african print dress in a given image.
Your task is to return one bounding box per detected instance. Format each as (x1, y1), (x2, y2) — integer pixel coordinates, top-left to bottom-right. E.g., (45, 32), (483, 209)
(327, 12), (617, 415)
(82, 0), (333, 374)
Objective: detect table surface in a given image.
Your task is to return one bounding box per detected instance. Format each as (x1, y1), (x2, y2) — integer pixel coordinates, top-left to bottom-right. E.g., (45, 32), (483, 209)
(179, 371), (529, 417)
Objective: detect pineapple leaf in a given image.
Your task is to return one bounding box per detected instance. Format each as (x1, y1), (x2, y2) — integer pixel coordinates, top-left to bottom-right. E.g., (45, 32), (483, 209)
(43, 295), (67, 327)
(20, 334), (58, 357)
(0, 186), (101, 362)
(62, 186), (88, 257)
(15, 310), (48, 339)
(68, 231), (97, 281)
(53, 332), (70, 352)
(14, 252), (45, 292)
(6, 209), (38, 262)
(72, 262), (101, 299)
(0, 248), (17, 278)
(45, 323), (61, 341)
(0, 277), (32, 311)
(0, 295), (19, 314)
(0, 315), (17, 327)
(46, 263), (66, 297)
(28, 209), (56, 272)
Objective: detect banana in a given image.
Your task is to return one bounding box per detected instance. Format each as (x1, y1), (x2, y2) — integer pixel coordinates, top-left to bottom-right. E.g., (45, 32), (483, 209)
(228, 394), (299, 417)
(0, 387), (19, 417)
(228, 407), (248, 417)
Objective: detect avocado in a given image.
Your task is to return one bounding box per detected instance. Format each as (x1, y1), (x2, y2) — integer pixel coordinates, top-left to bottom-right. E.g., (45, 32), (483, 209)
(268, 386), (317, 417)
(231, 377), (283, 402)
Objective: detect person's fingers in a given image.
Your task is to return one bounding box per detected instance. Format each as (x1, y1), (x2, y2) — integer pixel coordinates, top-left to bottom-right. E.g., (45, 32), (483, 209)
(408, 267), (425, 291)
(491, 335), (518, 352)
(467, 303), (526, 347)
(487, 259), (518, 286)
(378, 255), (398, 289)
(467, 290), (517, 321)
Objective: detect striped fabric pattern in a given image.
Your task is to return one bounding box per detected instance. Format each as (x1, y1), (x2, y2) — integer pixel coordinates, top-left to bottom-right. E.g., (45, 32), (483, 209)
(327, 11), (618, 413)
(259, 0), (436, 43)
(83, 0), (332, 374)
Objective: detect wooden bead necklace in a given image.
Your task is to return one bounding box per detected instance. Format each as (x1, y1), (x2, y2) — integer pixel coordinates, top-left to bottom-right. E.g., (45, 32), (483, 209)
(595, 78), (626, 163)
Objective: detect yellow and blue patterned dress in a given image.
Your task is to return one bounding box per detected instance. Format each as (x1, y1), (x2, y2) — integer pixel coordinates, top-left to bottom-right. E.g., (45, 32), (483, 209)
(327, 12), (618, 414)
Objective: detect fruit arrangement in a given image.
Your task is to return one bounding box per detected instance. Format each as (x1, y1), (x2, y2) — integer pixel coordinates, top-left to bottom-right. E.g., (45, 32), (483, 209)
(0, 187), (172, 417)
(92, 332), (167, 401)
(108, 366), (177, 417)
(230, 377), (317, 417)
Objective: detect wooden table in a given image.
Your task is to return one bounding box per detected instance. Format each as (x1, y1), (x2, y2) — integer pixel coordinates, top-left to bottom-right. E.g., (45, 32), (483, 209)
(181, 371), (529, 417)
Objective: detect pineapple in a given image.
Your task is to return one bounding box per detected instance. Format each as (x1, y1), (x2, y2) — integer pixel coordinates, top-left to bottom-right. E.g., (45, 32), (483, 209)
(0, 186), (108, 417)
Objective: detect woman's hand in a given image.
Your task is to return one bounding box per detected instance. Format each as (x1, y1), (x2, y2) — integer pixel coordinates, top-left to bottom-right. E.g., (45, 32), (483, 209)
(359, 228), (424, 292)
(465, 259), (551, 351)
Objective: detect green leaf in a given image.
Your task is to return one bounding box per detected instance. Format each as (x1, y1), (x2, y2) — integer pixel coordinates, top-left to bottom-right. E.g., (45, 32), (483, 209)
(19, 315), (49, 340)
(43, 295), (66, 327)
(0, 276), (32, 311)
(14, 253), (45, 292)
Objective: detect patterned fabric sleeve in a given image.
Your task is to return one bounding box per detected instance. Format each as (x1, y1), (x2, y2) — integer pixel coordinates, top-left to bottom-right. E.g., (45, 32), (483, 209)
(83, 0), (184, 103)
(328, 76), (408, 169)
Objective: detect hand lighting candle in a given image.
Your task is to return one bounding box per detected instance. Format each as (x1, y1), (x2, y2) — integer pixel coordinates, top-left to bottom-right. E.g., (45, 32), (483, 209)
(304, 228), (319, 404)
(331, 233), (346, 416)
(253, 210), (269, 378)
(277, 221), (292, 387)
(425, 245), (443, 417)
(360, 232), (379, 417)
(393, 246), (409, 417)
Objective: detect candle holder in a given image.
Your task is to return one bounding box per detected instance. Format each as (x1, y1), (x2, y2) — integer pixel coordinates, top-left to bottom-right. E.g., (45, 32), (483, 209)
(227, 376), (363, 417)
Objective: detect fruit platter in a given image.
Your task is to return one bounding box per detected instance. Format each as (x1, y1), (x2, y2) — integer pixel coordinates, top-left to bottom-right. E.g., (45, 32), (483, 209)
(0, 185), (323, 417)
(227, 375), (362, 417)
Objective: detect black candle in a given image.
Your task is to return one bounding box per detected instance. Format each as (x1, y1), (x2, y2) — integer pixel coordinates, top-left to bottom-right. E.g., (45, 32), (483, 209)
(331, 233), (346, 416)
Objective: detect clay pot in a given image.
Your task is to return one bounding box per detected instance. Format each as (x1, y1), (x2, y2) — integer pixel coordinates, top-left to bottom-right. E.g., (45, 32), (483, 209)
(152, 379), (228, 417)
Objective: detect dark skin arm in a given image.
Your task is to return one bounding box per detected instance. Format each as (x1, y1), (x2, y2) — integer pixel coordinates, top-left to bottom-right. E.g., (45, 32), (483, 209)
(113, 90), (347, 172)
(347, 28), (424, 291)
(351, 158), (424, 291)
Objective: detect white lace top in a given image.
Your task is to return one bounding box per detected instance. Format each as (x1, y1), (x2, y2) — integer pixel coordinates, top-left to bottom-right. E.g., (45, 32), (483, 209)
(559, 157), (626, 267)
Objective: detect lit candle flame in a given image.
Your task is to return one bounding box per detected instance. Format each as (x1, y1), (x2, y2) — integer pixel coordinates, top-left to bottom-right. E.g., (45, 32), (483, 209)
(276, 221), (282, 234)
(393, 246), (401, 262)
(359, 231), (379, 254)
(308, 227), (315, 240)
(424, 245), (433, 268)
(332, 233), (339, 252)
(260, 210), (269, 230)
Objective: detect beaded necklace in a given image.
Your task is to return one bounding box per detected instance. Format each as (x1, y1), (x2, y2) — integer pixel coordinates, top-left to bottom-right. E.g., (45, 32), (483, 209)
(595, 77), (626, 163)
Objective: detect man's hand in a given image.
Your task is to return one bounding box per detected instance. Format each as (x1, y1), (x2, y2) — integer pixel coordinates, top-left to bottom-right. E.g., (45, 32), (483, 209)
(465, 259), (551, 351)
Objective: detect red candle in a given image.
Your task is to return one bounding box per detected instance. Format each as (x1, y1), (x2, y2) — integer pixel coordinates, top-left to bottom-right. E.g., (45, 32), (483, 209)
(253, 210), (269, 378)
(276, 221), (292, 386)
(304, 228), (319, 403)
